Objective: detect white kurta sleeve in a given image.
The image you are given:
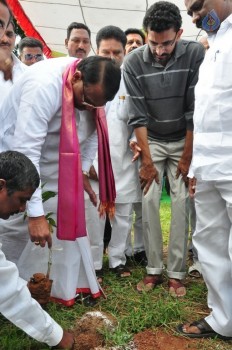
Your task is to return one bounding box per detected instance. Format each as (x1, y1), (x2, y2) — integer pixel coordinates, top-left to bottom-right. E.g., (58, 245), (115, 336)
(11, 80), (60, 217)
(0, 244), (63, 346)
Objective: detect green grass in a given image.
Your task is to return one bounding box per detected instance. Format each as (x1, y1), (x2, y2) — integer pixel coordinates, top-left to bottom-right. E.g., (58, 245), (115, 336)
(0, 195), (231, 349)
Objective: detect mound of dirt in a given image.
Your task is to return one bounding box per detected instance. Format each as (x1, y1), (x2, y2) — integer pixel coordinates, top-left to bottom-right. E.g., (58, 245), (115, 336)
(73, 311), (118, 350)
(27, 273), (53, 305)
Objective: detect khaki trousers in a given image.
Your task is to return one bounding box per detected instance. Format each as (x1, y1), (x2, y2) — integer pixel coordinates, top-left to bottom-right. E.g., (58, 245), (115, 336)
(143, 139), (189, 279)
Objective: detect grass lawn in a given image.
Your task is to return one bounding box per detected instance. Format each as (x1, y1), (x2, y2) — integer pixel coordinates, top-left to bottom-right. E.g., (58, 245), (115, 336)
(0, 192), (231, 349)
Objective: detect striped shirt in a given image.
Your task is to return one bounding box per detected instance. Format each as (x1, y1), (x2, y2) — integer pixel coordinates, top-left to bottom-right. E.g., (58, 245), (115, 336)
(123, 40), (205, 141)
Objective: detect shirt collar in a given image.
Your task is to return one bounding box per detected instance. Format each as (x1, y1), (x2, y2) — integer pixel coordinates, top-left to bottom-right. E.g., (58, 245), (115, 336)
(220, 13), (232, 30)
(11, 52), (25, 67)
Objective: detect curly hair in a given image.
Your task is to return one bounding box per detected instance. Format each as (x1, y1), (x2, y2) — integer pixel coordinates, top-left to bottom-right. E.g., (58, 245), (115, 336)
(143, 1), (182, 33)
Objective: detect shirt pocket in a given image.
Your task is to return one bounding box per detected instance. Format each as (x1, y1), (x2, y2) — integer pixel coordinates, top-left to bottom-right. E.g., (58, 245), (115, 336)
(214, 52), (232, 89)
(116, 94), (129, 122)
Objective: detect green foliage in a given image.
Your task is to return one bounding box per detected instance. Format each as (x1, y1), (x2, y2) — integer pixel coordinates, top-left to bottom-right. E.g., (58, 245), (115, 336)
(42, 191), (56, 203)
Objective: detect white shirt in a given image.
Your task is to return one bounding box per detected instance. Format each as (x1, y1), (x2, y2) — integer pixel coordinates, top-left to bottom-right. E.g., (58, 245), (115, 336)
(0, 243), (63, 346)
(106, 74), (141, 203)
(189, 14), (232, 180)
(0, 53), (27, 107)
(0, 57), (97, 216)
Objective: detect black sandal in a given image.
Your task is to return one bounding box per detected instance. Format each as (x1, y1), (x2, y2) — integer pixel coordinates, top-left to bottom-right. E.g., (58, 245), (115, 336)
(110, 264), (131, 278)
(95, 269), (104, 284)
(176, 318), (232, 339)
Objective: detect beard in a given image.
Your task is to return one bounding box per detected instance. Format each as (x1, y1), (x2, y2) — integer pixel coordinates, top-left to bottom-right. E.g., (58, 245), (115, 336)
(153, 52), (171, 66)
(196, 18), (203, 29)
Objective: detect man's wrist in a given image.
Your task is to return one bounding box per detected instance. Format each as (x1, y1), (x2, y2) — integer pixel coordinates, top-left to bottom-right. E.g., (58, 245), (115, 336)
(82, 171), (90, 177)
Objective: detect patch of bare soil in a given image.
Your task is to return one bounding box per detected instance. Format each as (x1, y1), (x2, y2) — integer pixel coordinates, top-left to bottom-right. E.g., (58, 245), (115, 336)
(133, 329), (202, 350)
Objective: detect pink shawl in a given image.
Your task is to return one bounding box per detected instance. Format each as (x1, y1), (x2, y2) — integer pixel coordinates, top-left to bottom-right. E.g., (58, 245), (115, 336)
(57, 59), (115, 241)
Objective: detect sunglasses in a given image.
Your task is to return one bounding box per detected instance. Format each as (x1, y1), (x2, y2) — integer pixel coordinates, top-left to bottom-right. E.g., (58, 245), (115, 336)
(24, 53), (44, 62)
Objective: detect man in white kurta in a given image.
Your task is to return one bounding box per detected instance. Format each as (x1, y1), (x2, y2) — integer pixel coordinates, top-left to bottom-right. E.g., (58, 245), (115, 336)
(106, 79), (142, 269)
(85, 26), (141, 274)
(178, 0), (232, 338)
(85, 77), (141, 271)
(0, 56), (110, 305)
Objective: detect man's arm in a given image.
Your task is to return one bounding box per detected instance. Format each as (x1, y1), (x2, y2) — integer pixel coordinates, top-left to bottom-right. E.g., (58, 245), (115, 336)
(123, 60), (158, 194)
(135, 126), (159, 194)
(11, 81), (60, 247)
(176, 130), (193, 185)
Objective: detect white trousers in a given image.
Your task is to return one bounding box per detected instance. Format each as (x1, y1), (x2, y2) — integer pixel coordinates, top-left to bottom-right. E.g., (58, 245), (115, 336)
(125, 202), (144, 256)
(108, 203), (133, 268)
(86, 199), (133, 269)
(194, 180), (232, 336)
(85, 195), (105, 270)
(188, 197), (198, 261)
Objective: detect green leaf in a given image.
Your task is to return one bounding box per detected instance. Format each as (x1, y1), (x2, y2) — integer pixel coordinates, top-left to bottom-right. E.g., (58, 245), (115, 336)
(47, 217), (57, 228)
(42, 191), (57, 203)
(45, 212), (54, 219)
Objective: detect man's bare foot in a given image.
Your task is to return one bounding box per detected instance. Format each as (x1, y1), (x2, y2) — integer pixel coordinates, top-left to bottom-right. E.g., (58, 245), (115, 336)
(168, 278), (186, 297)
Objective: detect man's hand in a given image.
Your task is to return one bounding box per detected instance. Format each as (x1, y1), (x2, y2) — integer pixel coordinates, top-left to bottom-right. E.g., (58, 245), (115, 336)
(28, 216), (52, 248)
(89, 165), (98, 181)
(83, 173), (97, 206)
(176, 130), (193, 186)
(129, 141), (141, 162)
(55, 330), (74, 349)
(139, 162), (159, 195)
(0, 48), (12, 81)
(189, 177), (196, 198)
(176, 156), (191, 187)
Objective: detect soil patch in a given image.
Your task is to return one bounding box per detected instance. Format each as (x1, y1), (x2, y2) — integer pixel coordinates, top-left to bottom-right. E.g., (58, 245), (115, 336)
(133, 329), (202, 350)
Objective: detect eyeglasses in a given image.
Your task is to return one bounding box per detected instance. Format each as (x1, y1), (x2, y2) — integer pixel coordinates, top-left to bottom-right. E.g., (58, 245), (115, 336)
(81, 82), (104, 110)
(24, 53), (44, 62)
(149, 33), (178, 50)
